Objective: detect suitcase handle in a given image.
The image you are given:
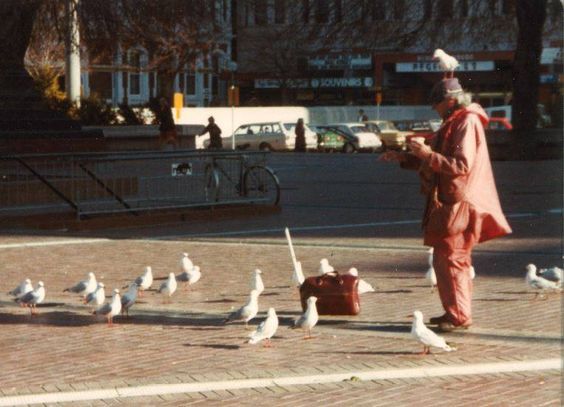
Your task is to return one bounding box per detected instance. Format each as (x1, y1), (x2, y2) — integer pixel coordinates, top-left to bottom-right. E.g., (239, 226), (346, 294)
(316, 272), (344, 286)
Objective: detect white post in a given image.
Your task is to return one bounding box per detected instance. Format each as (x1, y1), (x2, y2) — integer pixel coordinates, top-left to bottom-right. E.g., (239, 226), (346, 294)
(65, 0), (81, 107)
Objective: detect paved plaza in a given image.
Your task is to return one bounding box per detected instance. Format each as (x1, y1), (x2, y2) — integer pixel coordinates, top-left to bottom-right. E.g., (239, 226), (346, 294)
(0, 153), (561, 406)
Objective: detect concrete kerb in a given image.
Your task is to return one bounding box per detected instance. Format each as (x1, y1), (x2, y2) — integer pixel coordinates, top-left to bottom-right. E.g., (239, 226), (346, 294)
(0, 359), (559, 406)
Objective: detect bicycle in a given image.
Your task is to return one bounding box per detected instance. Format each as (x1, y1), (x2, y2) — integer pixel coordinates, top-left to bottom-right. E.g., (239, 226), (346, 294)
(204, 153), (280, 206)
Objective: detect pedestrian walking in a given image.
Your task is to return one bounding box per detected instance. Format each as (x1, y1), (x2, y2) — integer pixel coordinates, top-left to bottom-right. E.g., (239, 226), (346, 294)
(200, 116), (223, 149)
(379, 76), (511, 332)
(294, 118), (306, 152)
(157, 97), (179, 150)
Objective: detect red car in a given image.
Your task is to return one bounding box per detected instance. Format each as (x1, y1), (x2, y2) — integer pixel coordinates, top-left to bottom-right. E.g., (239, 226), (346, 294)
(487, 117), (513, 131)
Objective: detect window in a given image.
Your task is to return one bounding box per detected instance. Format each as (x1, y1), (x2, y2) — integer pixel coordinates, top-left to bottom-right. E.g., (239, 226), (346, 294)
(128, 49), (141, 95)
(255, 0), (267, 25)
(302, 0), (310, 23)
(315, 0), (329, 23)
(274, 0), (286, 24)
(186, 73), (196, 95)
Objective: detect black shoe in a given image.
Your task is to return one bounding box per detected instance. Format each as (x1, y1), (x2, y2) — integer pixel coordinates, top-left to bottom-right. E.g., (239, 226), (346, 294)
(429, 315), (449, 325)
(438, 321), (471, 333)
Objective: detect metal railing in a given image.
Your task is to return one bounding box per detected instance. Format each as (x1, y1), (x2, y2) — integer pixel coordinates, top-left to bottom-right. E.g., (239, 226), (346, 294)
(0, 150), (279, 219)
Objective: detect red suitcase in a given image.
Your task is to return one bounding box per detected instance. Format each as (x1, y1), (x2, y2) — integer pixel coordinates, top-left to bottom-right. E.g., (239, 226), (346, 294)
(299, 272), (360, 315)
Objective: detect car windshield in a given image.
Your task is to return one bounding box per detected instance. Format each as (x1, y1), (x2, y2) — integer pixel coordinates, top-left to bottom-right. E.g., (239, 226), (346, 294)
(376, 121), (397, 131)
(283, 123), (293, 131)
(350, 125), (369, 134)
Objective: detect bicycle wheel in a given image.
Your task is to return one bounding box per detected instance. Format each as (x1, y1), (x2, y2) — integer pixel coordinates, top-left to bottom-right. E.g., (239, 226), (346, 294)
(204, 164), (220, 202)
(243, 166), (280, 206)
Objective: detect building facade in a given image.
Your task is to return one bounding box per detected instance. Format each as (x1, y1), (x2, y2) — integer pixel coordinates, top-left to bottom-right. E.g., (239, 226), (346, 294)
(232, 0), (562, 118)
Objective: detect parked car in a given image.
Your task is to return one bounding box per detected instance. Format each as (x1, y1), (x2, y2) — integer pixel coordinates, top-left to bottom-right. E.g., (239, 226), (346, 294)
(487, 117), (513, 131)
(393, 120), (437, 145)
(204, 121), (317, 151)
(310, 125), (355, 153)
(325, 123), (382, 153)
(363, 120), (411, 150)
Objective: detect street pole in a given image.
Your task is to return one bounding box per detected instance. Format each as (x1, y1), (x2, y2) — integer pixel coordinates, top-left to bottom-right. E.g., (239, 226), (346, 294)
(65, 0), (81, 107)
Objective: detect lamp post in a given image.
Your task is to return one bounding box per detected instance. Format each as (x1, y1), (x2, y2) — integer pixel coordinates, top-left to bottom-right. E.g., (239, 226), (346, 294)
(228, 61), (238, 150)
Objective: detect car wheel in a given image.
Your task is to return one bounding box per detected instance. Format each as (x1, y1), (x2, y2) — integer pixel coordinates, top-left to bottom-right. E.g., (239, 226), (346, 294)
(342, 143), (355, 154)
(259, 143), (272, 151)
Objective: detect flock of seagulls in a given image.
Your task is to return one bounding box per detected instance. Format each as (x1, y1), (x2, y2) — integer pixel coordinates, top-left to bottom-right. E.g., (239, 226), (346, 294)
(4, 226), (562, 354)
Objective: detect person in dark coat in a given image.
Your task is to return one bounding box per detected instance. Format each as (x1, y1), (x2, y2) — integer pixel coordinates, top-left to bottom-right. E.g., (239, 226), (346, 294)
(157, 97), (178, 150)
(200, 116), (223, 149)
(294, 118), (306, 152)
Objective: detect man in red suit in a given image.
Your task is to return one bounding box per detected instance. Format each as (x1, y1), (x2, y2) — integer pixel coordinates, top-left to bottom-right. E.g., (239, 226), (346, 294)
(380, 77), (512, 332)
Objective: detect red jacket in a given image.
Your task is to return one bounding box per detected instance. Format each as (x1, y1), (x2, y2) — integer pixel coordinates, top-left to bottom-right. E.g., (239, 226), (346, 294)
(403, 103), (512, 245)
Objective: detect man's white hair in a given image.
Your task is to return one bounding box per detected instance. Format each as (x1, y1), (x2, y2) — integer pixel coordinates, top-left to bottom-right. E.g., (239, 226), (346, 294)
(447, 91), (473, 107)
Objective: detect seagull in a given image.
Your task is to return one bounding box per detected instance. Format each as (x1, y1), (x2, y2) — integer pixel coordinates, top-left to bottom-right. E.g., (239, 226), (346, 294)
(433, 49), (459, 78)
(84, 282), (106, 309)
(318, 258), (335, 275)
(291, 296), (319, 339)
(158, 272), (177, 302)
(538, 266), (563, 286)
(16, 281), (46, 315)
(64, 272), (97, 298)
(121, 283), (138, 317)
(248, 307), (279, 347)
(9, 278), (33, 301)
(250, 269), (265, 295)
(346, 268), (375, 294)
(135, 266), (153, 296)
(94, 289), (122, 326)
(177, 265), (201, 290)
(224, 290), (260, 329)
(411, 310), (456, 355)
(526, 264), (562, 299)
(180, 252), (194, 274)
(292, 261), (305, 287)
(425, 248), (437, 292)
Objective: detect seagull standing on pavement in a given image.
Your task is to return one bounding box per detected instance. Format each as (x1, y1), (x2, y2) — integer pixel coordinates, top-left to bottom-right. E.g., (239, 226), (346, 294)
(64, 272), (97, 298)
(248, 307), (279, 347)
(538, 266), (563, 287)
(433, 49), (459, 79)
(291, 296), (319, 339)
(526, 264), (562, 299)
(16, 281), (46, 315)
(135, 266), (153, 296)
(224, 290), (260, 329)
(158, 272), (177, 302)
(84, 282), (106, 309)
(346, 268), (375, 294)
(318, 258), (335, 275)
(411, 310), (456, 355)
(250, 269), (265, 295)
(121, 283), (138, 317)
(180, 252), (194, 274)
(94, 288), (122, 326)
(177, 265), (201, 290)
(9, 278), (33, 301)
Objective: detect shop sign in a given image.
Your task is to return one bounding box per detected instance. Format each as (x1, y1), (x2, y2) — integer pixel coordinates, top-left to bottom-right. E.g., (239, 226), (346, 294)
(541, 48), (561, 64)
(308, 54), (372, 70)
(396, 61), (494, 72)
(255, 77), (373, 89)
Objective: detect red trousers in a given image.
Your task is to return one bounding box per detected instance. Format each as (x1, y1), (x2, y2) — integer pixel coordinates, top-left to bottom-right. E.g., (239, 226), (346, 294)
(432, 232), (475, 326)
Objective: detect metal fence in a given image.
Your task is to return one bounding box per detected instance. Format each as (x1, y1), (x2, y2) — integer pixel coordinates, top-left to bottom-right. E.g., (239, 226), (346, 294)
(0, 150), (278, 218)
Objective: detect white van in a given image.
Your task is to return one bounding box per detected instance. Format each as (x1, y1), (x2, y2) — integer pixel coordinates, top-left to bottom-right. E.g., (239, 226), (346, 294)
(204, 121), (318, 151)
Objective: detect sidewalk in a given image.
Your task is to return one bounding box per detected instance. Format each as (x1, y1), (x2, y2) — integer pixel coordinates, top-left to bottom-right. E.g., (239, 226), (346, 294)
(0, 233), (560, 406)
